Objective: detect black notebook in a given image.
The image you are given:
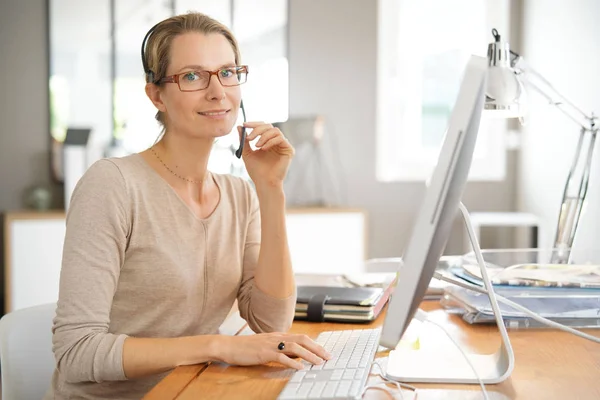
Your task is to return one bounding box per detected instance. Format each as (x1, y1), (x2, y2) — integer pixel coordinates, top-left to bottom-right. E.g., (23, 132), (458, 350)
(295, 286), (389, 323)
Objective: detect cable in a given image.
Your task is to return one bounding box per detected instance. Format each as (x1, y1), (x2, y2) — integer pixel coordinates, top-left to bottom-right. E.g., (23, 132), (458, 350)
(372, 360), (418, 392)
(414, 309), (489, 400)
(362, 359), (419, 399)
(497, 296), (600, 343)
(362, 383), (404, 400)
(362, 385), (407, 399)
(434, 272), (600, 344)
(364, 362), (404, 399)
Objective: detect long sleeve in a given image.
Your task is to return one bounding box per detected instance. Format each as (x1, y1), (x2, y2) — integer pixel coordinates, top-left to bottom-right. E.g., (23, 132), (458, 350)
(236, 182), (296, 333)
(52, 159), (130, 383)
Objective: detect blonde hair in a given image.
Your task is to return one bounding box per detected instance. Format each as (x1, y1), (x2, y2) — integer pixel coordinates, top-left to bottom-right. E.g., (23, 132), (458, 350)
(143, 12), (241, 129)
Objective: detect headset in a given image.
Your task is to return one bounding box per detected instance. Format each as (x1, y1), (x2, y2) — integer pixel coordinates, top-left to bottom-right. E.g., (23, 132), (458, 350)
(141, 22), (247, 159)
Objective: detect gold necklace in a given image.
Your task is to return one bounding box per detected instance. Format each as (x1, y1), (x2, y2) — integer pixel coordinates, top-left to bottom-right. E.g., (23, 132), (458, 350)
(150, 147), (202, 184)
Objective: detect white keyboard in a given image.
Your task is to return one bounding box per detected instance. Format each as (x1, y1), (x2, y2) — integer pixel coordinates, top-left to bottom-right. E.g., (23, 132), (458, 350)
(277, 327), (382, 400)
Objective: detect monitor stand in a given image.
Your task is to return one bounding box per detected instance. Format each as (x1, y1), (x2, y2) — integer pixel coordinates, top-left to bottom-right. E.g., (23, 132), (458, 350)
(385, 202), (515, 384)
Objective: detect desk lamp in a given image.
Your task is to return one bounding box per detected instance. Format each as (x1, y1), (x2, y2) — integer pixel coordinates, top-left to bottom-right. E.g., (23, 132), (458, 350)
(485, 29), (598, 263)
(275, 116), (341, 207)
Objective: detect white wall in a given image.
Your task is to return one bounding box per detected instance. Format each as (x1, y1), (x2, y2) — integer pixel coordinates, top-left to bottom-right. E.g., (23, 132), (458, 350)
(518, 0), (600, 256)
(288, 0), (518, 258)
(0, 0), (62, 210)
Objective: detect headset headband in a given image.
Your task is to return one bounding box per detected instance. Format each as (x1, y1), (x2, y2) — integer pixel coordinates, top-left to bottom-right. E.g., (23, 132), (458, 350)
(141, 22), (162, 84)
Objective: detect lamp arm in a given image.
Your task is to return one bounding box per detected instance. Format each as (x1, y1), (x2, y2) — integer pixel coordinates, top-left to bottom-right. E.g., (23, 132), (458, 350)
(509, 51), (598, 263)
(510, 51), (597, 129)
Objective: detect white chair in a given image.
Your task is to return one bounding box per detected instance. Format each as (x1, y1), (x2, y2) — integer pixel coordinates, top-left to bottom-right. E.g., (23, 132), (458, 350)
(0, 303), (56, 400)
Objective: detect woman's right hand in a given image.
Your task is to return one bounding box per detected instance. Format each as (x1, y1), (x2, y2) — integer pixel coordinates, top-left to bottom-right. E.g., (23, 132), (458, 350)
(217, 332), (332, 370)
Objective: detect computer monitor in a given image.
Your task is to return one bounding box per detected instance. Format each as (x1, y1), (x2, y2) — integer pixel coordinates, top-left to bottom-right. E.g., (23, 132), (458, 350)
(379, 55), (488, 349)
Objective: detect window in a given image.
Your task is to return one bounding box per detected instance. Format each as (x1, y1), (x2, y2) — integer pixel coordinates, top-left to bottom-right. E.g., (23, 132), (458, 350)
(377, 0), (511, 182)
(212, 0), (289, 177)
(115, 0), (173, 154)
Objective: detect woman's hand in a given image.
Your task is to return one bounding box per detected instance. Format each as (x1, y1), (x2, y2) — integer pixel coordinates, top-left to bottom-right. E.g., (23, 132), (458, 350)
(217, 332), (331, 370)
(238, 122), (294, 188)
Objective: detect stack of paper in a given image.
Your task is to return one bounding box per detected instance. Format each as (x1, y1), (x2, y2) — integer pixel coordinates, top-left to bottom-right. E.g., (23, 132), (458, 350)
(442, 285), (600, 328)
(459, 262), (600, 288)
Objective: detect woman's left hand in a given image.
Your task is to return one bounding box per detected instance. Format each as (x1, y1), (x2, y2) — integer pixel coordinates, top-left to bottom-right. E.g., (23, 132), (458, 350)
(238, 121), (295, 188)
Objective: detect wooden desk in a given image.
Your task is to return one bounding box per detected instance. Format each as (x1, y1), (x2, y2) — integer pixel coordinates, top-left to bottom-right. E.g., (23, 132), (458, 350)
(143, 302), (600, 400)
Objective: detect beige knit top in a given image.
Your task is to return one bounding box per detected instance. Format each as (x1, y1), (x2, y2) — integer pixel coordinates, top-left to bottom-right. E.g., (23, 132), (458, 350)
(44, 154), (295, 400)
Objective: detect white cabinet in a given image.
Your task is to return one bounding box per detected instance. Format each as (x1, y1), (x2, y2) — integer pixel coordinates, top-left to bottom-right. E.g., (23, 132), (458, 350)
(286, 208), (367, 275)
(3, 212), (66, 313)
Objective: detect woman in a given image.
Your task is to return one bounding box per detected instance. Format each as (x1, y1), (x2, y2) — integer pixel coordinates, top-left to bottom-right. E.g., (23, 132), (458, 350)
(45, 12), (329, 400)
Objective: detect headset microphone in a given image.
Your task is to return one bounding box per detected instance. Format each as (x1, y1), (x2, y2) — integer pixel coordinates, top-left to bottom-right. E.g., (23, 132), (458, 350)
(235, 100), (247, 159)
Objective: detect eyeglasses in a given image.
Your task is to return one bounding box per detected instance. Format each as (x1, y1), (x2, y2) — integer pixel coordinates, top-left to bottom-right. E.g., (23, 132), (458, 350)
(158, 65), (249, 92)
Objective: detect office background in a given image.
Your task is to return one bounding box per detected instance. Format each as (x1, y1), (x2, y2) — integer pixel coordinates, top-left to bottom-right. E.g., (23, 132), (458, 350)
(1, 0), (599, 259)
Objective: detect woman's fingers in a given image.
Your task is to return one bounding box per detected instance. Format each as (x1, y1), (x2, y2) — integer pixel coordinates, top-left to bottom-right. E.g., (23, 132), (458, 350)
(243, 121), (269, 129)
(241, 125), (290, 152)
(275, 352), (304, 370)
(254, 128), (280, 147)
(280, 341), (325, 366)
(260, 135), (287, 152)
(291, 334), (332, 361)
(222, 333), (332, 370)
(240, 121), (294, 154)
(244, 122), (272, 141)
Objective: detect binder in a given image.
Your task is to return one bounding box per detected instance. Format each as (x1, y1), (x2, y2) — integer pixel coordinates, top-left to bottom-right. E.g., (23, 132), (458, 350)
(294, 285), (392, 323)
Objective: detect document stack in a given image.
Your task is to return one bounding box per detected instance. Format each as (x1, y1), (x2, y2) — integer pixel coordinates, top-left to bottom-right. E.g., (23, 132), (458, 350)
(441, 249), (600, 329)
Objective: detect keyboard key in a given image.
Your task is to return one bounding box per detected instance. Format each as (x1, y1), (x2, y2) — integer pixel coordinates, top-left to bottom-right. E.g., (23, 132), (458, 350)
(330, 370), (343, 381)
(278, 383), (300, 400)
(304, 373), (318, 381)
(359, 355), (370, 368)
(354, 369), (365, 380)
(349, 380), (363, 397)
(308, 381), (327, 398)
(335, 381), (351, 397)
(322, 381), (339, 398)
(296, 382), (313, 397)
(323, 360), (337, 370)
(342, 369), (356, 380)
(290, 371), (305, 383)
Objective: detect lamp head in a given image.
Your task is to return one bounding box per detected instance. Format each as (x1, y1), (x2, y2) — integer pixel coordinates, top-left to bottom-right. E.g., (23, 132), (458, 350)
(274, 116), (325, 146)
(484, 29), (525, 118)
